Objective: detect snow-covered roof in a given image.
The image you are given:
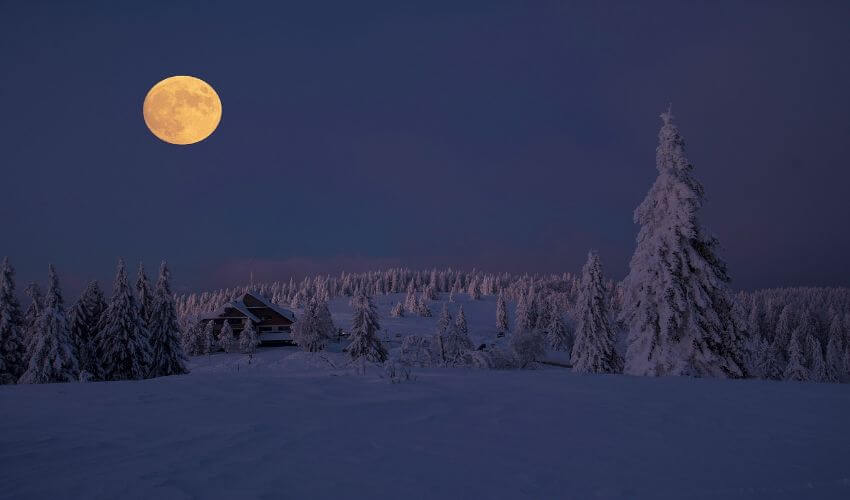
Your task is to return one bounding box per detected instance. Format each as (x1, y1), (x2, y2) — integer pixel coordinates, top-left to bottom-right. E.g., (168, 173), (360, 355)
(242, 292), (296, 322)
(199, 300), (261, 322)
(199, 292), (296, 323)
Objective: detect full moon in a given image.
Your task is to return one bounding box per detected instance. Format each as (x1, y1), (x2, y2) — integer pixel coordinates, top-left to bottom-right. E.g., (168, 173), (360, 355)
(143, 75), (222, 145)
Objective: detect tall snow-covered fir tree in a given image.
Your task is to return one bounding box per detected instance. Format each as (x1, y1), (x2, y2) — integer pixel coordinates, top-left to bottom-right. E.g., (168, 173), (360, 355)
(218, 320), (236, 353)
(571, 251), (620, 374)
(0, 257), (25, 383)
(316, 300), (336, 341)
(148, 262), (188, 377)
(22, 282), (44, 361)
(292, 298), (330, 352)
(807, 334), (826, 382)
(784, 331), (808, 382)
(433, 304), (472, 366)
(239, 318), (259, 355)
(496, 291), (509, 335)
(136, 262), (154, 330)
(620, 108), (744, 378)
(96, 259), (152, 381)
(825, 315), (845, 382)
(68, 280), (106, 377)
(514, 291), (533, 334)
(545, 298), (570, 353)
(455, 305), (468, 337)
(347, 291), (387, 364)
(20, 265), (79, 384)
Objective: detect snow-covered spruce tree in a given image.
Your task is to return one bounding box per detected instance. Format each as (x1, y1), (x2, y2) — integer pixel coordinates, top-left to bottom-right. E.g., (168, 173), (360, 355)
(136, 262), (154, 331)
(218, 320), (236, 353)
(620, 108), (744, 378)
(181, 320), (206, 356)
(292, 298), (329, 352)
(433, 304), (472, 366)
(433, 304), (453, 364)
(514, 291), (533, 334)
(825, 315), (845, 382)
(754, 335), (782, 380)
(806, 334), (826, 382)
(200, 319), (216, 355)
(404, 282), (417, 312)
(148, 262), (188, 377)
(347, 291), (387, 366)
(68, 281), (106, 377)
(96, 259), (152, 381)
(546, 299), (570, 353)
(20, 265), (79, 384)
(239, 318), (259, 355)
(316, 300), (336, 341)
(496, 291), (509, 336)
(571, 251), (620, 374)
(0, 257), (25, 383)
(770, 306), (795, 367)
(22, 282), (44, 361)
(784, 331), (808, 382)
(390, 301), (404, 318)
(416, 295), (432, 317)
(455, 305), (468, 337)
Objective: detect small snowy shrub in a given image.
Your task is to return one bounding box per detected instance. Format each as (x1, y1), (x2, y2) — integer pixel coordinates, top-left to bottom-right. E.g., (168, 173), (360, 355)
(384, 358), (415, 383)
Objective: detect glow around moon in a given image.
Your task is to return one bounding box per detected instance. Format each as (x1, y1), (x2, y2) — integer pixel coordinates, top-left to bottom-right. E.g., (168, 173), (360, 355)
(143, 75), (222, 145)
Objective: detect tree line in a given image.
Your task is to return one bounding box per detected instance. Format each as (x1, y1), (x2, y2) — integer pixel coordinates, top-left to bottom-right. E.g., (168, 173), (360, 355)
(0, 259), (187, 384)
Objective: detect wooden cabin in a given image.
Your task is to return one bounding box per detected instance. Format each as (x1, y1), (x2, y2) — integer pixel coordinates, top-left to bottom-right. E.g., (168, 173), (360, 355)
(199, 292), (296, 346)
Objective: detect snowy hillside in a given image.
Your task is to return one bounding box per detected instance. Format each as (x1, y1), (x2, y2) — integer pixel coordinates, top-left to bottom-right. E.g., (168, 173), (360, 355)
(2, 293), (850, 500)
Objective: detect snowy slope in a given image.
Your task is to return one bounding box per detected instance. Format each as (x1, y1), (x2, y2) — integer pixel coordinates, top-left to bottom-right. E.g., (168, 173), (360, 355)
(2, 293), (849, 499)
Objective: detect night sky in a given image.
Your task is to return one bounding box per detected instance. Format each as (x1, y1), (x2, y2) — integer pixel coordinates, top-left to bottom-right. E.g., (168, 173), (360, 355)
(2, 1), (849, 295)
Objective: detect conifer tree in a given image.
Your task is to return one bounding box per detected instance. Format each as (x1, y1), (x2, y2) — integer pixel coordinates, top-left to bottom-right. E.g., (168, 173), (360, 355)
(181, 321), (206, 356)
(0, 257), (25, 383)
(431, 304), (471, 366)
(390, 301), (404, 318)
(22, 282), (44, 361)
(620, 108), (744, 378)
(292, 298), (330, 352)
(404, 282), (417, 312)
(148, 262), (188, 377)
(825, 315), (845, 383)
(771, 306), (795, 367)
(96, 259), (152, 381)
(218, 321), (236, 352)
(455, 305), (468, 337)
(514, 291), (533, 334)
(316, 300), (336, 341)
(347, 291), (387, 365)
(416, 295), (432, 317)
(136, 262), (154, 330)
(754, 335), (782, 380)
(20, 265), (79, 384)
(68, 281), (106, 377)
(496, 291), (509, 336)
(546, 299), (570, 353)
(239, 318), (259, 355)
(571, 251), (619, 374)
(201, 320), (216, 355)
(784, 332), (808, 382)
(806, 334), (826, 382)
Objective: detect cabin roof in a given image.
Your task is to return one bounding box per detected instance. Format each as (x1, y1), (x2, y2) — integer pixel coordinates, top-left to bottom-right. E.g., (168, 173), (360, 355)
(199, 292), (296, 323)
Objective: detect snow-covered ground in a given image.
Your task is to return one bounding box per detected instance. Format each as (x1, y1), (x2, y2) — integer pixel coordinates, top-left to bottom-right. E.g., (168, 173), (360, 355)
(2, 294), (849, 499)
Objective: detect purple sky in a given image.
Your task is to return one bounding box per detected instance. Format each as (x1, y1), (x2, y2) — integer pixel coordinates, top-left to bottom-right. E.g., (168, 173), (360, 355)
(1, 1), (849, 295)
